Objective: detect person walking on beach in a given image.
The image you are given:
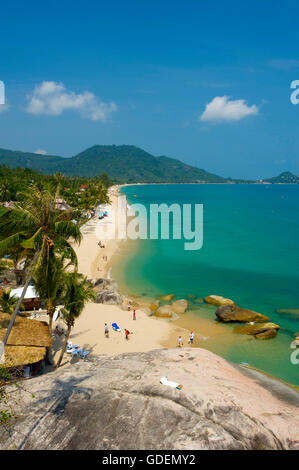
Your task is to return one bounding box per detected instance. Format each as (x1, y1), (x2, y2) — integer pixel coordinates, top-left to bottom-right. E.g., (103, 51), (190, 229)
(104, 323), (109, 338)
(188, 331), (194, 344)
(128, 302), (131, 311)
(125, 328), (130, 340)
(133, 310), (136, 320)
(177, 336), (183, 347)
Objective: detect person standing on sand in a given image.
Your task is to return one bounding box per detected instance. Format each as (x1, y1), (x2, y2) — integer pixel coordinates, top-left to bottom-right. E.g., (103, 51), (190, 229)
(128, 302), (131, 311)
(189, 331), (194, 344)
(104, 323), (109, 338)
(177, 336), (183, 347)
(125, 329), (130, 340)
(133, 310), (136, 320)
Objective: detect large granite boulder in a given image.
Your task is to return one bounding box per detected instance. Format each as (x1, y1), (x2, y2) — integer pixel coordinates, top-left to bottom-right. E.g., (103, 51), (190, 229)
(155, 305), (173, 318)
(150, 300), (160, 312)
(171, 299), (188, 314)
(95, 290), (122, 305)
(1, 348), (298, 450)
(205, 295), (235, 306)
(158, 294), (175, 302)
(216, 305), (270, 323)
(234, 322), (280, 340)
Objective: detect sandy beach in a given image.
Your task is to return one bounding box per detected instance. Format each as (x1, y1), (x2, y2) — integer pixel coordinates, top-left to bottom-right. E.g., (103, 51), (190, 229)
(52, 186), (183, 366)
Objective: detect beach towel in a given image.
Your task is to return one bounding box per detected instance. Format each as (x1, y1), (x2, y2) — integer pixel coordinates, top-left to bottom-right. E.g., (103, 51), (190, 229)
(112, 322), (121, 332)
(160, 376), (183, 390)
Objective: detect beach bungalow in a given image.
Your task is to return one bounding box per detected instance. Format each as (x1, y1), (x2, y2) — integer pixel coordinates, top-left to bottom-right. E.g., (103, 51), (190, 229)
(0, 312), (52, 377)
(10, 285), (41, 311)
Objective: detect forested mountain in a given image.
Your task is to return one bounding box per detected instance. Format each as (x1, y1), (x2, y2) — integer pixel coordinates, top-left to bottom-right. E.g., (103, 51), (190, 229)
(0, 145), (226, 183)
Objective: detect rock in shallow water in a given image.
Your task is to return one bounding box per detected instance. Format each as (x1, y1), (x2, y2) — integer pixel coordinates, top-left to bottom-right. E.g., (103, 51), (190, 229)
(1, 348), (298, 450)
(216, 305), (270, 323)
(205, 295), (235, 306)
(171, 299), (188, 314)
(234, 322), (280, 339)
(155, 304), (173, 317)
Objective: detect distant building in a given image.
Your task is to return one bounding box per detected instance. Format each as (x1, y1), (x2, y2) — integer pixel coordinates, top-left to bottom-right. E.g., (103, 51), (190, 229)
(79, 185), (88, 192)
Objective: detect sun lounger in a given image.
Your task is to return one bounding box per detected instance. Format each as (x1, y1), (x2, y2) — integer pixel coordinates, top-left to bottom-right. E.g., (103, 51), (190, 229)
(160, 376), (183, 390)
(78, 350), (90, 360)
(112, 322), (121, 332)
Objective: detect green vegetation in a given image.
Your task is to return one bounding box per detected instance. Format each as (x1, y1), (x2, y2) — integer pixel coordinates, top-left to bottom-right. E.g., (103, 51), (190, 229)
(263, 171), (299, 184)
(55, 273), (95, 368)
(0, 290), (20, 315)
(0, 171), (109, 363)
(0, 366), (17, 427)
(0, 145), (226, 183)
(0, 145), (297, 184)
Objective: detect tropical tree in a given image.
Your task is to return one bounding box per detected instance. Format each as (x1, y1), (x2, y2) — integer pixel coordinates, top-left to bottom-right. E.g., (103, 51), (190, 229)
(33, 252), (70, 332)
(55, 273), (95, 368)
(0, 184), (82, 347)
(0, 290), (21, 315)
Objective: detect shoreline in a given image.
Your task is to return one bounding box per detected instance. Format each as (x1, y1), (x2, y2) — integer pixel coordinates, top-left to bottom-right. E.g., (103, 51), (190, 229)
(58, 186), (299, 392)
(55, 187), (184, 365)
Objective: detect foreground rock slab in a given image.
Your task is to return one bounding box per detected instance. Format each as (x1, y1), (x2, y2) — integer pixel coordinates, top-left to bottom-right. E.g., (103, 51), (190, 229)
(1, 348), (298, 450)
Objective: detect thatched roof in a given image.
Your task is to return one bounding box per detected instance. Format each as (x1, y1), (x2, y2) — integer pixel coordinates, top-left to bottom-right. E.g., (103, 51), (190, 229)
(0, 312), (52, 367)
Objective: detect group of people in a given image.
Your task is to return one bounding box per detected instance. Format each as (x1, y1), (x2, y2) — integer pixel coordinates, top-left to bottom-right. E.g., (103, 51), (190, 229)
(97, 241), (105, 249)
(104, 308), (137, 341)
(177, 331), (195, 347)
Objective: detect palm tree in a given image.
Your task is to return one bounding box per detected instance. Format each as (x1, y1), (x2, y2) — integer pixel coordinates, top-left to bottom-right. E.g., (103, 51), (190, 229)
(0, 184), (82, 347)
(55, 273), (95, 368)
(33, 252), (69, 332)
(0, 290), (21, 315)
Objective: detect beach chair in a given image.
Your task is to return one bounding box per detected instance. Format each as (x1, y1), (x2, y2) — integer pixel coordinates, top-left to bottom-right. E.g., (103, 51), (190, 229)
(78, 350), (90, 360)
(66, 342), (79, 354)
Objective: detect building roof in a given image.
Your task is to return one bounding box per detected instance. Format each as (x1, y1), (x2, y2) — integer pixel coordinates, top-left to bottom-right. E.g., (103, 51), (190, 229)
(10, 285), (38, 299)
(0, 312), (52, 367)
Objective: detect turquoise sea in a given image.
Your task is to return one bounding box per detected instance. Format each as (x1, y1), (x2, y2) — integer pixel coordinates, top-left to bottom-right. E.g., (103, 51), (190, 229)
(112, 184), (299, 386)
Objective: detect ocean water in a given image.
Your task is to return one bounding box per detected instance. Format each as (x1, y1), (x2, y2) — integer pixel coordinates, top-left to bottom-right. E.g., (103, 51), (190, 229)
(113, 184), (299, 385)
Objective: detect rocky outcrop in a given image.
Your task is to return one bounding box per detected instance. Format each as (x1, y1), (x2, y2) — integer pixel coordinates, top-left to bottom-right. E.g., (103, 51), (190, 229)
(216, 305), (270, 323)
(234, 322), (280, 339)
(95, 290), (122, 305)
(1, 348), (298, 450)
(93, 278), (122, 305)
(205, 295), (235, 306)
(171, 299), (188, 314)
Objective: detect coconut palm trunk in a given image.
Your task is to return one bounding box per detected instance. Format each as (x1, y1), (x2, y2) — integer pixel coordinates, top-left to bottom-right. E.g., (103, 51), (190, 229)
(55, 323), (72, 368)
(47, 303), (56, 332)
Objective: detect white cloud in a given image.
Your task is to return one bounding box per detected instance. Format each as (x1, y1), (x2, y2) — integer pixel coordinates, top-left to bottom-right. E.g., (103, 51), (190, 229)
(34, 149), (47, 155)
(200, 96), (258, 123)
(25, 81), (117, 121)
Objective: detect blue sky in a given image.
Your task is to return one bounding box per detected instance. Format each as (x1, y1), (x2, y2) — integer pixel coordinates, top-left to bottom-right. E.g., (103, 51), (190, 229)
(1, 0), (299, 179)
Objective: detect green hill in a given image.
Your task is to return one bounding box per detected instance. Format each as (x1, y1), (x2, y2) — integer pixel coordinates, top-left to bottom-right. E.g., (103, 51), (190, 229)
(0, 145), (226, 183)
(263, 171), (299, 184)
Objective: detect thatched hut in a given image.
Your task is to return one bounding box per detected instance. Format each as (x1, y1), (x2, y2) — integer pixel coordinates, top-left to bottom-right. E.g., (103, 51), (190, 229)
(0, 312), (52, 376)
